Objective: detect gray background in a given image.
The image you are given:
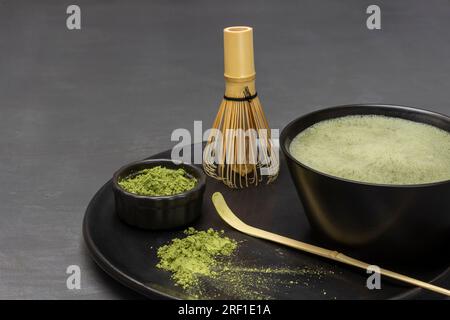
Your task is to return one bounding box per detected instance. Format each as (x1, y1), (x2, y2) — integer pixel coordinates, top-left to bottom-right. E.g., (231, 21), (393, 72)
(0, 0), (449, 299)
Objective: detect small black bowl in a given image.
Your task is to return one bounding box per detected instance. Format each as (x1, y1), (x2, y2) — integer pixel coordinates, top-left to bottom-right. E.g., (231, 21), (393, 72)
(112, 159), (206, 230)
(280, 104), (450, 262)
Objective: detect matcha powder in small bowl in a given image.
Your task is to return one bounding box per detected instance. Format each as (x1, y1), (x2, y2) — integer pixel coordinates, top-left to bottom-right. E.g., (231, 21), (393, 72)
(118, 166), (197, 196)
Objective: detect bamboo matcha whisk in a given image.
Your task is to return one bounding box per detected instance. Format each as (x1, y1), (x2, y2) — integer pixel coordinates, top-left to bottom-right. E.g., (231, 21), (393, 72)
(203, 26), (279, 188)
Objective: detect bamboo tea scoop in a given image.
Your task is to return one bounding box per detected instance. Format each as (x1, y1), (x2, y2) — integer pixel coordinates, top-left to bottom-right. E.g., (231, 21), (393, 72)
(212, 192), (450, 297)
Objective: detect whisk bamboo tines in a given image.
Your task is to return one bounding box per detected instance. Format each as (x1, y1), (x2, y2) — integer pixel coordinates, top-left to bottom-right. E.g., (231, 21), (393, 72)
(203, 26), (279, 188)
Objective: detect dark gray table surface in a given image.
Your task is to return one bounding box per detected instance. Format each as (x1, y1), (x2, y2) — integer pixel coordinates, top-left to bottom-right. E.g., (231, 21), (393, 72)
(0, 0), (449, 299)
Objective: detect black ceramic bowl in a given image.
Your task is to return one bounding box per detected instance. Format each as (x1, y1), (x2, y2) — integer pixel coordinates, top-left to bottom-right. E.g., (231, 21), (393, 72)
(280, 104), (450, 262)
(112, 159), (206, 230)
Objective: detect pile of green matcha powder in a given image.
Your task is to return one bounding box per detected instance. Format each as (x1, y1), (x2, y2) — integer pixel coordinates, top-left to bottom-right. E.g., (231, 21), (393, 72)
(157, 228), (237, 289)
(118, 166), (197, 196)
(156, 228), (335, 299)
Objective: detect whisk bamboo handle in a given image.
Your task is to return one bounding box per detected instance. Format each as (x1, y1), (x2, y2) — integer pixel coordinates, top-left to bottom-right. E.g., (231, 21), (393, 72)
(211, 192), (450, 297)
(223, 26), (255, 80)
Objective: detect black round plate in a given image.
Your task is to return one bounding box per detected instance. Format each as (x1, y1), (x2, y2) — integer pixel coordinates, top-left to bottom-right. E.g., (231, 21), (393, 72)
(83, 146), (449, 299)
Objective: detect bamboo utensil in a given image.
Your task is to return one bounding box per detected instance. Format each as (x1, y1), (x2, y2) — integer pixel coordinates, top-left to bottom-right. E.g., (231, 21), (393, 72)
(212, 192), (450, 297)
(203, 26), (279, 188)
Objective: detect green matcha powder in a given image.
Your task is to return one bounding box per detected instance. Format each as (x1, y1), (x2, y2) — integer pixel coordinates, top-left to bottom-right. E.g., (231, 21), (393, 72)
(118, 166), (197, 196)
(157, 228), (237, 289)
(155, 228), (334, 299)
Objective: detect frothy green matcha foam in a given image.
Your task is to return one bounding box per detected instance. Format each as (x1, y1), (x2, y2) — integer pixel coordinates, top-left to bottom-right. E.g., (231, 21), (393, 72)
(290, 115), (450, 185)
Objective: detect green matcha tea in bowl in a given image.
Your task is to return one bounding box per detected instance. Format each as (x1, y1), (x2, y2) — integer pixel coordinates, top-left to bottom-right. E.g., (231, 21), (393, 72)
(290, 114), (450, 185)
(280, 104), (450, 262)
(112, 159), (206, 230)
